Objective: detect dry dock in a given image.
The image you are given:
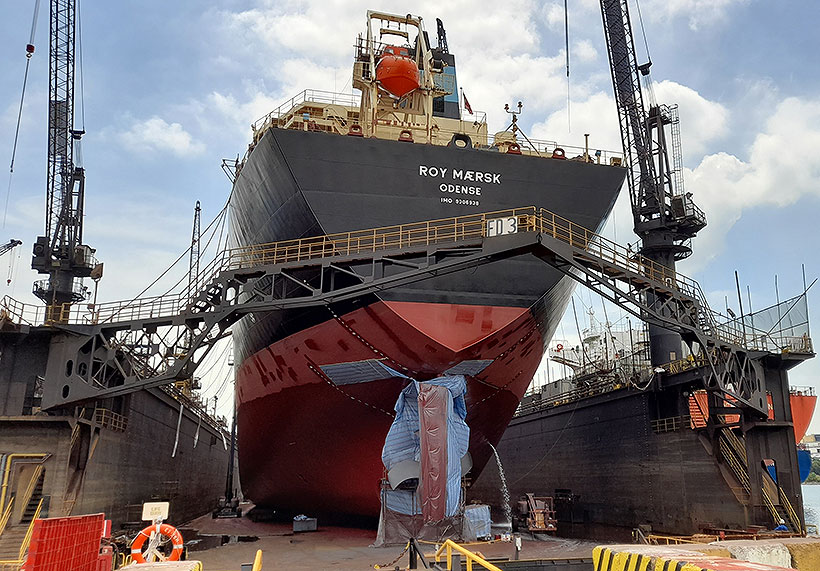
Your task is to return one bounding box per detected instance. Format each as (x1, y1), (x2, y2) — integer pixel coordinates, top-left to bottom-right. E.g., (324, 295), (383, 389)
(180, 509), (820, 570)
(183, 509), (599, 570)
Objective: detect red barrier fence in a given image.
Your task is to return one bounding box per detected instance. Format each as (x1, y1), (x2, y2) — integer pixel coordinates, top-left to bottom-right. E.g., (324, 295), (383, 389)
(23, 514), (108, 571)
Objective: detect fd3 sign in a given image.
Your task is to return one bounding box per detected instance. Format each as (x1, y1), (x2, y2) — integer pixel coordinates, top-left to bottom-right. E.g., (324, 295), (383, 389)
(486, 216), (518, 237)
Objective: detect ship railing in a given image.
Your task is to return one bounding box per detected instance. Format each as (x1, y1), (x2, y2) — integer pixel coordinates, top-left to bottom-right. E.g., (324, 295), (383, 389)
(93, 408), (128, 432)
(0, 206), (798, 359)
(252, 89), (361, 132)
(516, 375), (626, 416)
(160, 384), (229, 435)
(791, 386), (815, 397)
(651, 415), (690, 433)
(248, 90), (625, 165)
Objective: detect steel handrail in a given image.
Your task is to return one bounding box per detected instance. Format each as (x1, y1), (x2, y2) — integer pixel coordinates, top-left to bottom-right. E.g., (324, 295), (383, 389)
(761, 470), (802, 533)
(2, 205), (805, 358)
(16, 466), (43, 526)
(17, 497), (43, 561)
(0, 498), (13, 539)
(718, 435), (750, 491)
(0, 455), (49, 516)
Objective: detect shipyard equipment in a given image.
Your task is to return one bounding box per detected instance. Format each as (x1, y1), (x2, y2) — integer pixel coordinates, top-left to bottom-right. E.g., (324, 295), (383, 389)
(30, 0), (99, 318)
(514, 494), (557, 534)
(0, 0), (229, 530)
(600, 0), (706, 368)
(0, 240), (22, 258)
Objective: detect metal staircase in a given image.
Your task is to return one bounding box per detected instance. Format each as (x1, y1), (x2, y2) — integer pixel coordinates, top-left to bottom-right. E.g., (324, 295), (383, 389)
(718, 427), (802, 533)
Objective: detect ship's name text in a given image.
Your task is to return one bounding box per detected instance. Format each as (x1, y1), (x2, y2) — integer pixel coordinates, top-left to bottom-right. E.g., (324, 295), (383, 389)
(418, 165), (502, 185)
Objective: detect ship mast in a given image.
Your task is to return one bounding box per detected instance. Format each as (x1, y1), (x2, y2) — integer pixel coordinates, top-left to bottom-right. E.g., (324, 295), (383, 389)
(600, 0), (706, 365)
(31, 0), (98, 321)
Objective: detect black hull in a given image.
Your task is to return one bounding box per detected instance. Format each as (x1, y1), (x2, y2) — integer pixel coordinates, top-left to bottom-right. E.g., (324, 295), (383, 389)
(230, 127), (625, 364)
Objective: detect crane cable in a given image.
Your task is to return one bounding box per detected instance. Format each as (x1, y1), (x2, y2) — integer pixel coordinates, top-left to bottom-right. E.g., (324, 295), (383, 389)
(76, 0), (85, 132)
(633, 0), (652, 66)
(4, 0), (42, 229)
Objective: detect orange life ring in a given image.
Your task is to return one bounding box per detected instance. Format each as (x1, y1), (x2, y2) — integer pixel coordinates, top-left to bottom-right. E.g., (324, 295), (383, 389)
(130, 523), (184, 563)
(556, 343), (564, 351)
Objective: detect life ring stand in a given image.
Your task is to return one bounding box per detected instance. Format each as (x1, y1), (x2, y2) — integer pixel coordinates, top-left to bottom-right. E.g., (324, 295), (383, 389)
(130, 522), (184, 564)
(556, 343), (564, 351)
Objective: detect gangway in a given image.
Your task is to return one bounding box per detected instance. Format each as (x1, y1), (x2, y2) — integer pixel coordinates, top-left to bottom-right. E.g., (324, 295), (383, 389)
(0, 206), (811, 412)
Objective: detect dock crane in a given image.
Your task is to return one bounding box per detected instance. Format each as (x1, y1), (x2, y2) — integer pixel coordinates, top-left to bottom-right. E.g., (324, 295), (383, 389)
(0, 239), (23, 258)
(30, 0), (99, 320)
(600, 0), (707, 366)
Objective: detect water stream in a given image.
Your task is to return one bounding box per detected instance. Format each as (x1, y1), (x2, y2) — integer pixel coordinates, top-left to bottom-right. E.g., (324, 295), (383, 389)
(489, 443), (513, 526)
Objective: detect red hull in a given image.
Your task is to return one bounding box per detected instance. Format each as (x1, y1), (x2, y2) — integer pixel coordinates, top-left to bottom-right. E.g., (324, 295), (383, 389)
(237, 301), (543, 518)
(791, 393), (816, 443)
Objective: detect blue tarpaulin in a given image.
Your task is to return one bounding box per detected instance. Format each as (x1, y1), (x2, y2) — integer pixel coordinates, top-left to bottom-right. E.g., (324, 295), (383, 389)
(381, 375), (469, 517)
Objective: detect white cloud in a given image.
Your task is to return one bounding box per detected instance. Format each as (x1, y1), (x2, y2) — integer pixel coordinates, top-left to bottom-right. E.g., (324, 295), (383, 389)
(643, 0), (749, 30)
(573, 39), (598, 63)
(542, 3), (567, 31)
(681, 96), (820, 271)
(653, 80), (728, 161)
(120, 117), (206, 157)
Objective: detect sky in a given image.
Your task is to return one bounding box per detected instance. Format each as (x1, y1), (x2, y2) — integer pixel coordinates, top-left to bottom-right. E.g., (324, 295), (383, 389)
(1, 0), (819, 429)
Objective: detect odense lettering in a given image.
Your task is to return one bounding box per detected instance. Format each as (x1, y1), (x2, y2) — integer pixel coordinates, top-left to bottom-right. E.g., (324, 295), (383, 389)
(440, 183), (481, 195)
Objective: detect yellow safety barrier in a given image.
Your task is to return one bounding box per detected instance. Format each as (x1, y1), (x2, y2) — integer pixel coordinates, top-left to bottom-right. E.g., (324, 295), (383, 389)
(435, 539), (503, 571)
(252, 549), (263, 571)
(0, 498), (13, 539)
(0, 454), (49, 515)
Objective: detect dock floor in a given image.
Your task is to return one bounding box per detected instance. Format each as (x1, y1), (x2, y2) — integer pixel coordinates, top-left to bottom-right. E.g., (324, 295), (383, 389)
(183, 508), (601, 570)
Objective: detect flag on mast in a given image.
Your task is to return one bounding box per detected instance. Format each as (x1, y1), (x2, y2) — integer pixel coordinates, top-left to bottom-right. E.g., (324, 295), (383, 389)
(463, 92), (473, 115)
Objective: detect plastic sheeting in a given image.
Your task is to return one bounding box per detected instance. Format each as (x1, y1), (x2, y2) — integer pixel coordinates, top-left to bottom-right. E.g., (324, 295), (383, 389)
(464, 504), (492, 539)
(418, 382), (449, 521)
(375, 375), (469, 546)
(381, 375), (469, 519)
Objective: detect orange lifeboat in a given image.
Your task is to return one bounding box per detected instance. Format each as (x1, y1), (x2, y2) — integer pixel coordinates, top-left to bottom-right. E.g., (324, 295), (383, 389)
(376, 45), (419, 98)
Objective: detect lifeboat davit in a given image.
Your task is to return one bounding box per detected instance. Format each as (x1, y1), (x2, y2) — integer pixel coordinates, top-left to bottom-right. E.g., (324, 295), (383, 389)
(376, 45), (419, 98)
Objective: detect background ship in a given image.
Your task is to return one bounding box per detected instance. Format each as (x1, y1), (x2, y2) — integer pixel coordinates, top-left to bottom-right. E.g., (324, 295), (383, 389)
(230, 11), (625, 519)
(469, 294), (815, 536)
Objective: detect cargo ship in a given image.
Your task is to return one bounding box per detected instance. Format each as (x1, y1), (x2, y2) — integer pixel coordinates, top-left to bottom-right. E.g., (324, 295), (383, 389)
(230, 10), (626, 520)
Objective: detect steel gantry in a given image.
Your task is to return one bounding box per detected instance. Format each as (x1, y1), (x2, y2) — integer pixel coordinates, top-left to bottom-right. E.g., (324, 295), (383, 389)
(2, 206), (809, 415)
